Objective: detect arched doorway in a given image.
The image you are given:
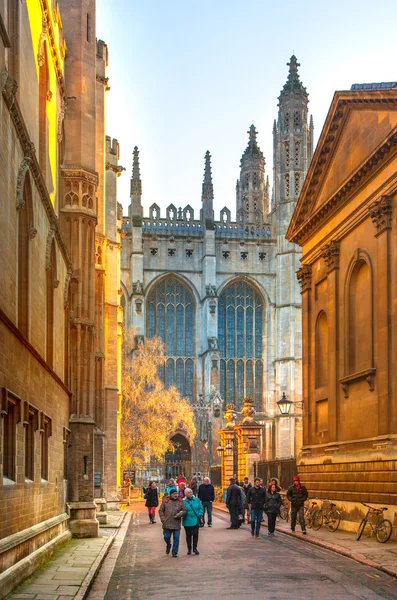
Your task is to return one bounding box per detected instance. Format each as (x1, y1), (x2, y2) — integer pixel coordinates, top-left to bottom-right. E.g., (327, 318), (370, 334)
(165, 434), (191, 480)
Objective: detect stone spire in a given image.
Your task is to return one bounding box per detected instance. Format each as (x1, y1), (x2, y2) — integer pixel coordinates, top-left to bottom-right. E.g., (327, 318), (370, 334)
(236, 125), (268, 223)
(202, 150), (214, 228)
(279, 55), (308, 100)
(130, 146), (142, 222)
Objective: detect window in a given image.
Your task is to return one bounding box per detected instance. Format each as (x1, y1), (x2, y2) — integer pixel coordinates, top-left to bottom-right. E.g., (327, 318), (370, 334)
(294, 172), (300, 197)
(63, 427), (70, 480)
(294, 111), (301, 130)
(40, 415), (51, 481)
(147, 278), (195, 401)
(46, 240), (57, 368)
(284, 173), (290, 198)
(348, 260), (372, 373)
(218, 282), (264, 410)
(284, 112), (290, 133)
(315, 312), (328, 388)
(24, 406), (37, 481)
(1, 389), (20, 482)
(294, 141), (300, 167)
(17, 174), (32, 338)
(39, 41), (49, 179)
(284, 142), (290, 168)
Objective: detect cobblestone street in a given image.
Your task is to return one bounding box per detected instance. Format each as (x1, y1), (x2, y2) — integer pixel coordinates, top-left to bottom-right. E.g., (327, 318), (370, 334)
(87, 503), (397, 600)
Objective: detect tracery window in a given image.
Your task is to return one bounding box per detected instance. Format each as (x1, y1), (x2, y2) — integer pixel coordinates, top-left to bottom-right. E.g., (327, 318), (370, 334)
(294, 141), (300, 167)
(294, 111), (301, 130)
(284, 142), (290, 168)
(294, 172), (300, 197)
(147, 277), (195, 401)
(284, 173), (290, 198)
(218, 282), (264, 410)
(284, 112), (290, 133)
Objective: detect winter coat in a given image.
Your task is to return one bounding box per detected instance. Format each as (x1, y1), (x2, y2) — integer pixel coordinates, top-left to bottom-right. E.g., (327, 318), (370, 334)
(286, 483), (308, 508)
(182, 496), (204, 527)
(159, 496), (187, 530)
(264, 490), (282, 515)
(226, 483), (242, 507)
(242, 483), (252, 507)
(190, 480), (199, 496)
(145, 487), (159, 508)
(198, 483), (215, 502)
(246, 485), (267, 509)
(164, 483), (178, 497)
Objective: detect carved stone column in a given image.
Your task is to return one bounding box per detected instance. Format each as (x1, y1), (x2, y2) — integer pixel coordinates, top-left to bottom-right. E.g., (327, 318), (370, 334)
(368, 196), (392, 436)
(297, 265), (312, 448)
(321, 240), (340, 443)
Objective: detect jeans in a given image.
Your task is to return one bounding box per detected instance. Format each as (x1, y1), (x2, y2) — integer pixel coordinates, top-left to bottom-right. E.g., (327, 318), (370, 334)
(250, 508), (264, 536)
(202, 501), (212, 525)
(267, 512), (277, 533)
(163, 528), (180, 555)
(291, 505), (306, 532)
(228, 505), (239, 528)
(184, 525), (199, 551)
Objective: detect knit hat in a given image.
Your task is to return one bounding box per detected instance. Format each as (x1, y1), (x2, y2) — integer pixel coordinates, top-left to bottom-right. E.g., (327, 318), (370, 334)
(293, 475), (300, 482)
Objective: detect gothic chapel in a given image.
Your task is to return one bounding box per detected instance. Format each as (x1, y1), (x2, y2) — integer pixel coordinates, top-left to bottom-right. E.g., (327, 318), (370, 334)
(121, 56), (314, 475)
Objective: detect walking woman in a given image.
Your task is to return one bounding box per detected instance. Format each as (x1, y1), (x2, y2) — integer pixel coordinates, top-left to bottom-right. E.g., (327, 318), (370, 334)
(265, 482), (282, 536)
(145, 481), (159, 524)
(182, 488), (204, 555)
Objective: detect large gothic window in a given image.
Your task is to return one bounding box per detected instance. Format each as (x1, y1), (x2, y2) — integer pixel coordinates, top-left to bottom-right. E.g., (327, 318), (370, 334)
(218, 281), (264, 411)
(147, 277), (195, 401)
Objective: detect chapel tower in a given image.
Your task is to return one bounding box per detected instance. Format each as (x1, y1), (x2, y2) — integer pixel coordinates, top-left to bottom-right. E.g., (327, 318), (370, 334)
(236, 125), (269, 224)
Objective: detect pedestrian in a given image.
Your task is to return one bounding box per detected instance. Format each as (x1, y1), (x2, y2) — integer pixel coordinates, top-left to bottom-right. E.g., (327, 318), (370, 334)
(159, 488), (187, 557)
(178, 481), (186, 499)
(247, 477), (267, 538)
(265, 482), (282, 536)
(177, 473), (186, 487)
(238, 485), (245, 527)
(269, 477), (282, 492)
(242, 477), (252, 524)
(198, 476), (215, 527)
(164, 478), (178, 497)
(189, 476), (199, 496)
(144, 481), (159, 524)
(182, 487), (204, 555)
(225, 477), (242, 529)
(286, 475), (308, 534)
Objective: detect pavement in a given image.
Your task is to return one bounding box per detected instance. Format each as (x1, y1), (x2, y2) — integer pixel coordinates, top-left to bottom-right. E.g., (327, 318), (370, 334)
(5, 511), (127, 600)
(5, 503), (397, 600)
(213, 502), (397, 579)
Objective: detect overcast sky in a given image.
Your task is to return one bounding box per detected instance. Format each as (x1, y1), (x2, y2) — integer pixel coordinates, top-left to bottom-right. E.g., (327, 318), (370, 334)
(97, 0), (397, 218)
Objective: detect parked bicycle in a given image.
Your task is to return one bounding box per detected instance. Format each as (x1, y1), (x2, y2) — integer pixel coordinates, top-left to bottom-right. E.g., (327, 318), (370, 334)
(304, 499), (320, 529)
(356, 503), (392, 543)
(279, 494), (289, 522)
(311, 499), (341, 532)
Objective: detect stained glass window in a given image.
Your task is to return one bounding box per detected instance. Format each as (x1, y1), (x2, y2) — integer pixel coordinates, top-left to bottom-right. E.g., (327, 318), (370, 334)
(146, 277), (195, 402)
(218, 281), (264, 410)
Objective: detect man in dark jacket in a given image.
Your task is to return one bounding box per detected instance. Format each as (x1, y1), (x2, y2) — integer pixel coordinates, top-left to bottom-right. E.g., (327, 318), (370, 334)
(286, 475), (308, 534)
(246, 477), (267, 537)
(198, 477), (215, 527)
(159, 489), (187, 556)
(226, 477), (242, 529)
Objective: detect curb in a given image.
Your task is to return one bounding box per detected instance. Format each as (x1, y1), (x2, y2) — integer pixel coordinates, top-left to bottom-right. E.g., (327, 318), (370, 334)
(75, 510), (129, 600)
(213, 505), (397, 580)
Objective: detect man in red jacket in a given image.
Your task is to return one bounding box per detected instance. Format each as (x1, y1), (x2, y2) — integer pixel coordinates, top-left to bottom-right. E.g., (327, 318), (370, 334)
(286, 475), (308, 534)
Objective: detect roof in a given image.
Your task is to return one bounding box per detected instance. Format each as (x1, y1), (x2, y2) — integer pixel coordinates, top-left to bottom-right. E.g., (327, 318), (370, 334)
(351, 82), (397, 91)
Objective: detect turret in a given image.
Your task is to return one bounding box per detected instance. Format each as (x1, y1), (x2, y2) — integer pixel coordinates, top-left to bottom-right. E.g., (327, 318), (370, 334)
(236, 125), (268, 224)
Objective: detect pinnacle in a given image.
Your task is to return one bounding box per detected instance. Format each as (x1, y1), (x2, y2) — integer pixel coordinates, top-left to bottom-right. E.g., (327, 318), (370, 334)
(280, 54), (307, 98)
(131, 146), (142, 196)
(202, 150), (214, 201)
(242, 124), (263, 161)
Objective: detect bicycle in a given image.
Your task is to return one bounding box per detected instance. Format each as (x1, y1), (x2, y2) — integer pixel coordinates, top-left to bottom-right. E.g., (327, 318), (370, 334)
(304, 499), (320, 529)
(279, 495), (289, 522)
(356, 503), (392, 543)
(311, 499), (341, 532)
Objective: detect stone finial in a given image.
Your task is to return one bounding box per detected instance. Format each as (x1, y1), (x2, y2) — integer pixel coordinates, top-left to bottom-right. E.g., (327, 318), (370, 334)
(241, 397), (257, 424)
(368, 195), (392, 236)
(130, 146), (142, 196)
(297, 264), (312, 293)
(224, 404), (237, 429)
(321, 240), (340, 272)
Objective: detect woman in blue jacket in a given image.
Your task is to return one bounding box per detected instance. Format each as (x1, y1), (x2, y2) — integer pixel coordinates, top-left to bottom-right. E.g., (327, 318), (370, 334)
(182, 487), (204, 555)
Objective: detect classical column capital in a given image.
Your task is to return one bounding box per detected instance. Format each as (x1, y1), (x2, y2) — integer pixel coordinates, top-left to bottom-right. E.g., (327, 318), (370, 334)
(321, 240), (340, 272)
(297, 265), (312, 293)
(368, 195), (392, 237)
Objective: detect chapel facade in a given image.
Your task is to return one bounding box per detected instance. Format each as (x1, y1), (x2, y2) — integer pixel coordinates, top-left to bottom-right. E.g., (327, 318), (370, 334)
(0, 0), (122, 592)
(121, 56), (314, 477)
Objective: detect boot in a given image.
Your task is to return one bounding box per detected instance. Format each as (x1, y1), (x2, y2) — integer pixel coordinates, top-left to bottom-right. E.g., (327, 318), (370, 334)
(149, 514), (154, 524)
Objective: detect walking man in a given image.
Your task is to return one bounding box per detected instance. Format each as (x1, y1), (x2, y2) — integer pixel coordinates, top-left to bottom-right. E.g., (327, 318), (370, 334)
(159, 488), (187, 557)
(226, 477), (242, 529)
(198, 477), (215, 527)
(286, 475), (308, 534)
(247, 477), (266, 538)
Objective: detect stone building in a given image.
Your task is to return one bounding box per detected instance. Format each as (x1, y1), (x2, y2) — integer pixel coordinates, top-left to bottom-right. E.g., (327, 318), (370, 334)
(121, 56), (313, 478)
(287, 83), (397, 534)
(0, 0), (122, 592)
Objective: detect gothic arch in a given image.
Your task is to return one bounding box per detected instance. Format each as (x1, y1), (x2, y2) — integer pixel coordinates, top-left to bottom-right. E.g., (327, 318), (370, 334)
(344, 250), (374, 375)
(145, 272), (200, 306)
(217, 275), (271, 307)
(315, 310), (328, 388)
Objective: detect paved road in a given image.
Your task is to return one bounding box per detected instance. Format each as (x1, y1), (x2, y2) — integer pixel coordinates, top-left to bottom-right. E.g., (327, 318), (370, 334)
(88, 504), (397, 600)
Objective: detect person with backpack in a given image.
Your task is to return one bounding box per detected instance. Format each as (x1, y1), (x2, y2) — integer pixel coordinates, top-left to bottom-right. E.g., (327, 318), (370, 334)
(159, 489), (187, 557)
(286, 475), (308, 534)
(182, 487), (204, 555)
(144, 481), (159, 524)
(225, 477), (242, 529)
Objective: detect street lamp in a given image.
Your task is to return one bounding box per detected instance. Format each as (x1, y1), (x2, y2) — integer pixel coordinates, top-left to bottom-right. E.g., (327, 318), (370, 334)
(216, 443), (224, 457)
(276, 392), (303, 416)
(225, 441), (233, 457)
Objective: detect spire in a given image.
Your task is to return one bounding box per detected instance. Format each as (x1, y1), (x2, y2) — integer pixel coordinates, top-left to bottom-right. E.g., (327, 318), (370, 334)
(279, 55), (307, 99)
(242, 125), (263, 161)
(130, 146), (142, 196)
(202, 150), (214, 202)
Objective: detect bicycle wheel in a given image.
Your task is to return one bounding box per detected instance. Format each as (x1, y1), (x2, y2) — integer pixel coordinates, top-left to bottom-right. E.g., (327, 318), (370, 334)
(304, 509), (313, 529)
(279, 505), (288, 521)
(376, 519), (392, 543)
(356, 518), (367, 540)
(327, 509), (341, 532)
(312, 509), (323, 530)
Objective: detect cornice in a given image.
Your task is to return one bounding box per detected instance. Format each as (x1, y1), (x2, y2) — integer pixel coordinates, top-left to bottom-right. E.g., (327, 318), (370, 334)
(1, 69), (72, 271)
(287, 91), (397, 245)
(61, 166), (99, 186)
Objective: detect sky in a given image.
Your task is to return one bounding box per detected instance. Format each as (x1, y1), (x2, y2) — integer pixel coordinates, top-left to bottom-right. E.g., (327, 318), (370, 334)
(96, 0), (397, 218)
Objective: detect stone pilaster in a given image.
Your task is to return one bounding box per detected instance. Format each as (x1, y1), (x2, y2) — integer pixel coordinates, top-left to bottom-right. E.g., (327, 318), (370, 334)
(297, 265), (312, 448)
